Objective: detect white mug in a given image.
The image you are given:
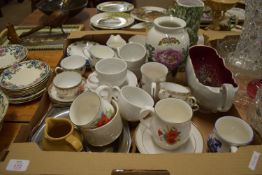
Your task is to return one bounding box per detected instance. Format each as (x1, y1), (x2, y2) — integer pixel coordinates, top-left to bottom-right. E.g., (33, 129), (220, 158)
(140, 98), (193, 150)
(207, 116), (254, 153)
(89, 58), (127, 87)
(53, 71), (82, 99)
(140, 62), (168, 100)
(55, 55), (86, 75)
(69, 91), (115, 129)
(158, 82), (199, 111)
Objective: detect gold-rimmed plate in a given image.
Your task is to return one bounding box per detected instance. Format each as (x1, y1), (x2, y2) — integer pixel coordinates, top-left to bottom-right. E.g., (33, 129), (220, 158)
(97, 1), (134, 13)
(131, 6), (166, 22)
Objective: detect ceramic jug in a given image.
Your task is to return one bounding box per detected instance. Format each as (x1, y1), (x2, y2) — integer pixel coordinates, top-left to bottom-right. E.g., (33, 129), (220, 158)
(186, 45), (238, 113)
(146, 16), (190, 74)
(40, 118), (83, 152)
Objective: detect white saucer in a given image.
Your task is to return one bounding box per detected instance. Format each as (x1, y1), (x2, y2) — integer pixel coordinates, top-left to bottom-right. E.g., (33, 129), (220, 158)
(86, 70), (138, 91)
(48, 79), (86, 103)
(135, 118), (204, 154)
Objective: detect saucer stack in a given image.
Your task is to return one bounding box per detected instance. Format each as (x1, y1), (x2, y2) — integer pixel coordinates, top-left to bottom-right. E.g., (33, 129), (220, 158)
(0, 60), (51, 104)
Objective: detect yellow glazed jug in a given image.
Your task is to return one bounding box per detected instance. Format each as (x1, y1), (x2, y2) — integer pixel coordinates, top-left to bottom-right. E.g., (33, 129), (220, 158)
(40, 118), (83, 152)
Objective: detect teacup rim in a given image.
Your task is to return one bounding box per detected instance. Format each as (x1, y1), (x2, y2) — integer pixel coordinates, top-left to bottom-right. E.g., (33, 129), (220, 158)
(60, 55), (86, 69)
(53, 71), (82, 89)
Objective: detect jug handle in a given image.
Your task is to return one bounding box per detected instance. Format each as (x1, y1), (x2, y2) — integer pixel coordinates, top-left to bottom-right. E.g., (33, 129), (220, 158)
(65, 135), (83, 152)
(219, 84), (236, 112)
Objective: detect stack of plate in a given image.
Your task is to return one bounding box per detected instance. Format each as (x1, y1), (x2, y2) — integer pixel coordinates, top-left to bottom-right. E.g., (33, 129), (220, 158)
(0, 44), (28, 72)
(0, 60), (51, 104)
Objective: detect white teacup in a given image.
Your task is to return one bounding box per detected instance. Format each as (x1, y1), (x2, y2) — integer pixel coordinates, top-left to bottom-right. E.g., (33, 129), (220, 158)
(140, 62), (168, 100)
(69, 91), (115, 129)
(89, 58), (127, 86)
(55, 55), (86, 75)
(207, 116), (254, 153)
(53, 71), (82, 99)
(158, 82), (199, 111)
(89, 45), (115, 66)
(140, 98), (193, 150)
(119, 43), (147, 78)
(80, 100), (123, 146)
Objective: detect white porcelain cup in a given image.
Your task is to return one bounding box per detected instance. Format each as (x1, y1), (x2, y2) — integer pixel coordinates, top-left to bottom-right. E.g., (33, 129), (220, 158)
(140, 98), (193, 150)
(158, 82), (199, 111)
(89, 45), (115, 66)
(118, 86), (154, 122)
(207, 116), (254, 153)
(55, 55), (86, 75)
(53, 71), (82, 99)
(80, 100), (123, 146)
(140, 62), (168, 100)
(89, 58), (127, 86)
(69, 91), (115, 129)
(119, 43), (147, 78)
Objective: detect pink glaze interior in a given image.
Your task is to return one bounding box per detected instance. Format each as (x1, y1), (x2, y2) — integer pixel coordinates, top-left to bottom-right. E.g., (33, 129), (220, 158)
(189, 46), (238, 88)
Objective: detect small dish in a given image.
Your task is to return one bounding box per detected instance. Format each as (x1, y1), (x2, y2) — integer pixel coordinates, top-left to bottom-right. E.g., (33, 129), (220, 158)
(0, 44), (28, 71)
(131, 6), (166, 22)
(135, 117), (203, 154)
(86, 70), (137, 92)
(48, 78), (86, 103)
(97, 1), (134, 13)
(90, 12), (135, 29)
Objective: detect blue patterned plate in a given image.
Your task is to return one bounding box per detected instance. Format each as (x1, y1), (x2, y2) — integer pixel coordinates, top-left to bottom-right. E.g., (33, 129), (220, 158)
(0, 60), (50, 91)
(0, 45), (28, 70)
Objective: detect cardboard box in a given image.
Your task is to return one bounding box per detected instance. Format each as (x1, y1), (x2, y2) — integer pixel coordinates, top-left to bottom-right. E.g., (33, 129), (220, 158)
(1, 31), (261, 174)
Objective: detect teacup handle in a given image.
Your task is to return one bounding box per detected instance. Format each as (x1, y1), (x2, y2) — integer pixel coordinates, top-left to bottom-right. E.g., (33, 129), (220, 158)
(151, 82), (160, 101)
(186, 96), (199, 111)
(54, 67), (64, 74)
(219, 84), (236, 112)
(96, 85), (121, 102)
(65, 134), (83, 152)
(139, 106), (155, 133)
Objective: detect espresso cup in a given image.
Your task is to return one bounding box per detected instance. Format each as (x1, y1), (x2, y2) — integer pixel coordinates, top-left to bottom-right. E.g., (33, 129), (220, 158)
(140, 98), (193, 150)
(207, 116), (254, 153)
(53, 71), (82, 99)
(80, 100), (123, 146)
(141, 62), (168, 100)
(118, 86), (154, 122)
(69, 91), (115, 129)
(55, 55), (86, 75)
(119, 43), (147, 78)
(158, 82), (199, 111)
(89, 58), (127, 86)
(89, 45), (115, 67)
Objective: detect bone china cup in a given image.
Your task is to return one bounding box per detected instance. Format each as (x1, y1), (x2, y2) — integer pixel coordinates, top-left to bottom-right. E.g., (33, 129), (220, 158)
(140, 98), (193, 150)
(53, 71), (82, 99)
(207, 116), (254, 153)
(55, 55), (86, 75)
(118, 86), (154, 122)
(80, 100), (123, 146)
(69, 91), (115, 129)
(91, 58), (127, 86)
(89, 45), (115, 66)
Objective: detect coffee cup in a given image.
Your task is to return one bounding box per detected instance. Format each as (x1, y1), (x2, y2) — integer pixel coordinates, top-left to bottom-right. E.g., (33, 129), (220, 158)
(69, 91), (115, 129)
(80, 100), (123, 146)
(119, 43), (147, 78)
(140, 98), (193, 150)
(141, 62), (168, 100)
(89, 58), (127, 87)
(55, 55), (86, 75)
(53, 71), (82, 99)
(207, 116), (254, 153)
(158, 82), (199, 111)
(89, 45), (115, 66)
(40, 118), (83, 152)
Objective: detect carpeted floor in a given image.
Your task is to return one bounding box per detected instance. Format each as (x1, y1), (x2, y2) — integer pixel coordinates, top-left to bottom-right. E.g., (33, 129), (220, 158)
(0, 0), (31, 32)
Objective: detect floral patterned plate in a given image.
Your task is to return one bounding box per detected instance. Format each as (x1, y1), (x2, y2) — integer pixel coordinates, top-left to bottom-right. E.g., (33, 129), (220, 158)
(90, 12), (135, 29)
(0, 60), (50, 91)
(0, 44), (28, 70)
(135, 117), (203, 154)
